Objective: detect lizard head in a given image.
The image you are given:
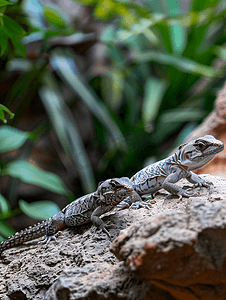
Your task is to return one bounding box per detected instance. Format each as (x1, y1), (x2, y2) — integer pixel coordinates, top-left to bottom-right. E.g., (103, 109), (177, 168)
(178, 135), (224, 170)
(97, 177), (133, 206)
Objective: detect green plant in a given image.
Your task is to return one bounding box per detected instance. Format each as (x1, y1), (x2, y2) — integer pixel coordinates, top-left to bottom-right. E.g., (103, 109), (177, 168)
(0, 104), (14, 123)
(0, 0), (26, 57)
(96, 0), (226, 171)
(0, 125), (73, 241)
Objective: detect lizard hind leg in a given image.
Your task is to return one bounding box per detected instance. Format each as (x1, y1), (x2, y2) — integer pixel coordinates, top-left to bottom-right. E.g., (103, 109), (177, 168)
(39, 212), (65, 245)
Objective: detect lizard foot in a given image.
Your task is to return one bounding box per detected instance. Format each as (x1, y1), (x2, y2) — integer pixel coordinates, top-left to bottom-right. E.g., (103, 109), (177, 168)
(38, 235), (56, 246)
(177, 188), (196, 199)
(193, 181), (212, 188)
(97, 223), (111, 238)
(129, 201), (152, 210)
(164, 188), (197, 203)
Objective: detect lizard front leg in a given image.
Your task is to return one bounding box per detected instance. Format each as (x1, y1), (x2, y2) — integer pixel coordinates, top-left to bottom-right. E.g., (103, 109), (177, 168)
(91, 205), (111, 237)
(163, 167), (194, 200)
(39, 211), (66, 245)
(117, 190), (151, 210)
(186, 171), (211, 188)
(116, 190), (142, 210)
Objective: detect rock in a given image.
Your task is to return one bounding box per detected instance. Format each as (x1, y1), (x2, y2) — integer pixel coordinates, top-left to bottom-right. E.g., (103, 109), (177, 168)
(1, 174), (226, 300)
(111, 175), (226, 300)
(43, 263), (151, 300)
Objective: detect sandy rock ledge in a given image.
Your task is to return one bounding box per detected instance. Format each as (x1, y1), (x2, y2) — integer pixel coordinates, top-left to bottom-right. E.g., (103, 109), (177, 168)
(1, 174), (226, 300)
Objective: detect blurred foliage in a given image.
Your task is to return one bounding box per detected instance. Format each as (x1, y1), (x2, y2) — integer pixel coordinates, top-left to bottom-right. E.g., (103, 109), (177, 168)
(1, 0), (226, 240)
(0, 0), (26, 56)
(0, 104), (14, 123)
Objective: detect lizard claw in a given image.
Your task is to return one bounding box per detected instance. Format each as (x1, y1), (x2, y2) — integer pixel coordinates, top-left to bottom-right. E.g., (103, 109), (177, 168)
(38, 235), (56, 245)
(178, 188), (195, 198)
(129, 201), (152, 210)
(178, 194), (182, 201)
(101, 227), (111, 238)
(193, 181), (212, 188)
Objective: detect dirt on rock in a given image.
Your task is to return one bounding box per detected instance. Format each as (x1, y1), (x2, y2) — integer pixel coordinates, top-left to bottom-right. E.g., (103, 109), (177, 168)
(1, 174), (226, 300)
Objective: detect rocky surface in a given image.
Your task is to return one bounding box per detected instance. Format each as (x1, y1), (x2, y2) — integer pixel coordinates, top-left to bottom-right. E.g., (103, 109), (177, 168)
(1, 174), (226, 299)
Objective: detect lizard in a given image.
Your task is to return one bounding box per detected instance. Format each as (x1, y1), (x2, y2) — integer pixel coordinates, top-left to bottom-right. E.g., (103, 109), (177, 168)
(117, 135), (224, 209)
(0, 177), (133, 256)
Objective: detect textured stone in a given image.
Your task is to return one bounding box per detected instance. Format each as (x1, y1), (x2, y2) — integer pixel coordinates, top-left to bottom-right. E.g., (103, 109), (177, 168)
(111, 177), (226, 300)
(1, 174), (226, 300)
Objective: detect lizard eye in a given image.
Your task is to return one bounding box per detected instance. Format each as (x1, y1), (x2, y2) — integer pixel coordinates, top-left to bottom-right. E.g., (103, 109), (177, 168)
(111, 180), (120, 189)
(111, 182), (116, 188)
(195, 142), (207, 150)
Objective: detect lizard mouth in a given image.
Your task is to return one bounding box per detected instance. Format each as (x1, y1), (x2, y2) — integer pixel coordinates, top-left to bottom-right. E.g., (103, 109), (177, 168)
(202, 143), (224, 156)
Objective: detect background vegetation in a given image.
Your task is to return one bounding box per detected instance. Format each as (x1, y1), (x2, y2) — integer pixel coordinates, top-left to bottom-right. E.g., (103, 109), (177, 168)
(0, 0), (226, 240)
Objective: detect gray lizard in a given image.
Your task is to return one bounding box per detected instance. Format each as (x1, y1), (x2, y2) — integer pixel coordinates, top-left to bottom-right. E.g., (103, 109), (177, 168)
(118, 135), (224, 209)
(0, 177), (133, 256)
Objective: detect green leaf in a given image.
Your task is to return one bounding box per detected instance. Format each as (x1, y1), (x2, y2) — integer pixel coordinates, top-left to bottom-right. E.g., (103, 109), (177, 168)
(0, 220), (15, 238)
(166, 0), (186, 55)
(21, 0), (45, 29)
(43, 3), (69, 29)
(164, 122), (197, 156)
(9, 34), (26, 58)
(50, 48), (126, 150)
(134, 51), (222, 77)
(154, 23), (173, 53)
(0, 27), (8, 55)
(0, 111), (4, 123)
(0, 5), (6, 15)
(2, 15), (25, 38)
(6, 58), (32, 72)
(100, 24), (116, 43)
(0, 0), (12, 7)
(0, 126), (29, 153)
(142, 77), (167, 125)
(19, 199), (60, 220)
(126, 2), (151, 19)
(152, 108), (205, 144)
(214, 46), (226, 61)
(2, 160), (70, 196)
(39, 76), (96, 193)
(107, 64), (124, 110)
(170, 24), (187, 55)
(106, 45), (125, 68)
(116, 3), (137, 27)
(94, 0), (115, 19)
(1, 15), (26, 57)
(0, 194), (10, 215)
(192, 0), (221, 12)
(0, 104), (14, 122)
(159, 108), (205, 123)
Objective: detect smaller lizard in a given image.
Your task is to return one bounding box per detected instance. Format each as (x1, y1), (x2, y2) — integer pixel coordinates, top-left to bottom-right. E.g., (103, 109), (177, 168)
(118, 135), (224, 209)
(0, 177), (133, 256)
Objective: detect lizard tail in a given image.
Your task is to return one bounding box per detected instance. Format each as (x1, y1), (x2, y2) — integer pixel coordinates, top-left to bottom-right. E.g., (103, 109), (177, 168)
(0, 219), (49, 255)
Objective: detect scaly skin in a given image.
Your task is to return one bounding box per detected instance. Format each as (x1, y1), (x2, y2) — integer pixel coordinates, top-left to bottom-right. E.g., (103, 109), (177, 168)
(0, 177), (133, 256)
(118, 135), (224, 209)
